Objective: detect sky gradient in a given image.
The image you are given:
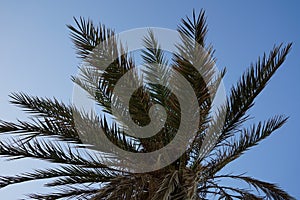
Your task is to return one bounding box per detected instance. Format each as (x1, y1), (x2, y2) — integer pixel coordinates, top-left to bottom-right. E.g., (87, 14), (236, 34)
(0, 1), (299, 199)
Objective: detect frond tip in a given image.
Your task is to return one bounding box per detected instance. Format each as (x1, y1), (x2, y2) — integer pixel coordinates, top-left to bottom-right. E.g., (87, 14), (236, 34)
(67, 17), (115, 58)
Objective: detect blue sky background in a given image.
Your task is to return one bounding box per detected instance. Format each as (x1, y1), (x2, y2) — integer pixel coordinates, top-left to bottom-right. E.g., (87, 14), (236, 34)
(0, 1), (299, 199)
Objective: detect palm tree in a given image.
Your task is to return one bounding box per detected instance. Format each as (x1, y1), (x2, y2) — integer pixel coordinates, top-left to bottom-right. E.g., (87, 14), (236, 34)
(0, 10), (295, 199)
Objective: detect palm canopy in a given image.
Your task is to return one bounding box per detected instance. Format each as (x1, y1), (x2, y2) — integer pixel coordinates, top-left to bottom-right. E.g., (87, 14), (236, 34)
(0, 10), (294, 199)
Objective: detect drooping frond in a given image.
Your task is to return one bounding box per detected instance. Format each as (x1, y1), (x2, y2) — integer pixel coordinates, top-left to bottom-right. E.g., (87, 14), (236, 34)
(199, 180), (264, 199)
(237, 176), (295, 200)
(213, 175), (296, 200)
(207, 115), (288, 175)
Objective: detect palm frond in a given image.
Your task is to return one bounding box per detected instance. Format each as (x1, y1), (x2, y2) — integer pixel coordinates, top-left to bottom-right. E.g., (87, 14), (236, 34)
(73, 108), (139, 153)
(219, 43), (292, 143)
(28, 186), (99, 200)
(67, 17), (114, 58)
(0, 93), (82, 144)
(178, 9), (208, 47)
(200, 180), (263, 200)
(141, 29), (170, 88)
(192, 105), (227, 167)
(0, 117), (79, 144)
(45, 165), (115, 187)
(207, 115), (288, 175)
(214, 175), (296, 200)
(0, 165), (114, 189)
(91, 175), (148, 200)
(175, 9), (226, 171)
(10, 92), (73, 122)
(237, 176), (295, 200)
(0, 138), (109, 168)
(151, 171), (182, 200)
(138, 30), (181, 153)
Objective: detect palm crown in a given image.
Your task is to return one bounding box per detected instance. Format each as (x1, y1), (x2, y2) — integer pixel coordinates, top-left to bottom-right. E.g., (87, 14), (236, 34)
(0, 10), (294, 199)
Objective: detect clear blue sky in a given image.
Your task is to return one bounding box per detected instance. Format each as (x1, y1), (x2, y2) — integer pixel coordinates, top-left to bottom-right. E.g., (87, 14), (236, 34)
(0, 1), (299, 199)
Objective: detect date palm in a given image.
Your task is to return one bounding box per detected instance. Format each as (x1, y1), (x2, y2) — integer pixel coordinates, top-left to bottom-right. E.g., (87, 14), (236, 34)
(0, 10), (295, 199)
